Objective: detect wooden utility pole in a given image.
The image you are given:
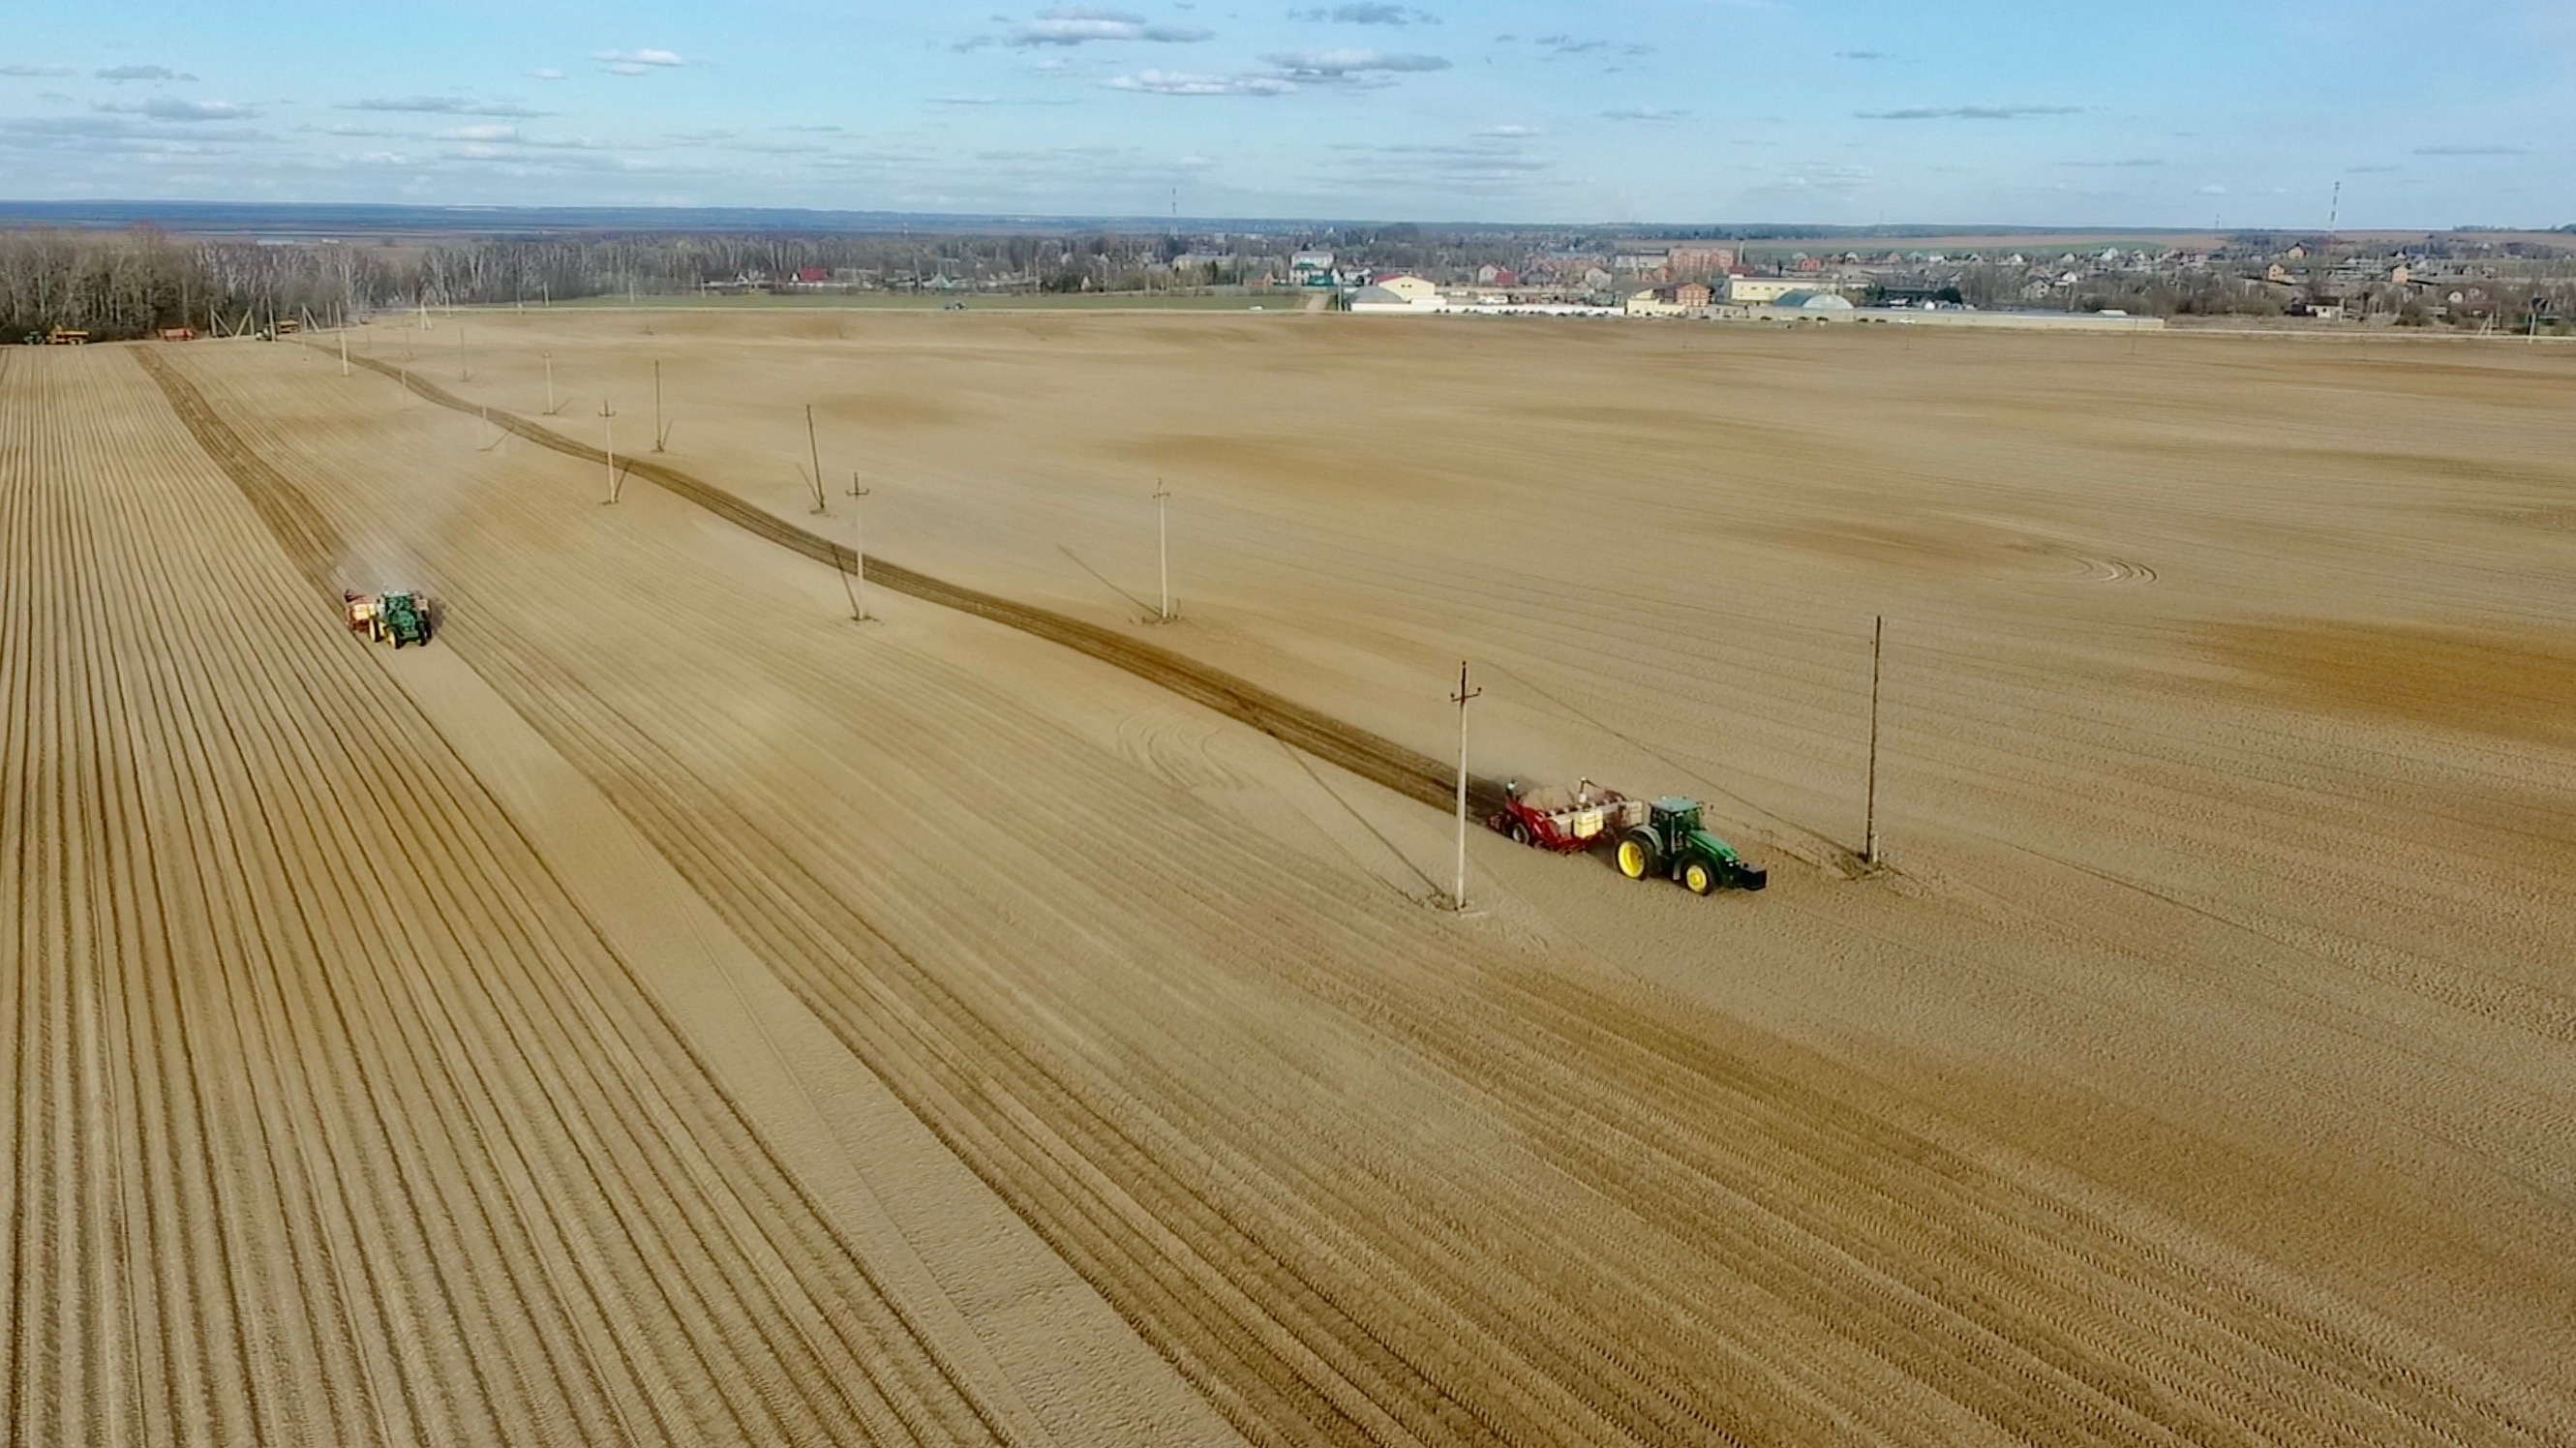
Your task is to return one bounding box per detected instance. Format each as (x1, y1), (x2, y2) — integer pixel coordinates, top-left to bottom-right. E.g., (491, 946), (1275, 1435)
(338, 327), (349, 377)
(1153, 479), (1174, 621)
(1450, 660), (1481, 911)
(542, 351), (560, 414)
(456, 323), (469, 381)
(1864, 615), (1885, 868)
(652, 360), (666, 448)
(845, 473), (872, 621)
(601, 401), (621, 503)
(803, 404), (826, 512)
(398, 367), (411, 408)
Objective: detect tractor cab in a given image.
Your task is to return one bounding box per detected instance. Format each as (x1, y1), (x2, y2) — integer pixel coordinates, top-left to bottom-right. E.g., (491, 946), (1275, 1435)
(1649, 797), (1703, 838)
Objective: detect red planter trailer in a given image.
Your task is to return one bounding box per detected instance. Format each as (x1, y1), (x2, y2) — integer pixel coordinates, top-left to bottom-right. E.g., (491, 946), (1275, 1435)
(1489, 780), (1649, 853)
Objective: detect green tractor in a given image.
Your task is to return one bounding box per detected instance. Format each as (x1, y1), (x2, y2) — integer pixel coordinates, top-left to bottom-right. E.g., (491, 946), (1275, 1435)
(1615, 798), (1767, 894)
(347, 589), (434, 648)
(377, 592), (432, 647)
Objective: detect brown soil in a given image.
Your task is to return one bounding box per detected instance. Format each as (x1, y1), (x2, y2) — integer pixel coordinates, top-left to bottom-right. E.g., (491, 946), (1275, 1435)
(8, 313), (2574, 1445)
(2205, 619), (2576, 749)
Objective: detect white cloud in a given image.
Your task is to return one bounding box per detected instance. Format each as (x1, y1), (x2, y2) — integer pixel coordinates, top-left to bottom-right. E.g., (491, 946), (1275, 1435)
(529, 68), (567, 80)
(1856, 105), (2082, 121)
(95, 64), (197, 83)
(1006, 9), (1213, 45)
(1261, 47), (1448, 78)
(95, 97), (258, 121)
(594, 48), (685, 75)
(1476, 123), (1535, 136)
(342, 96), (551, 117)
(436, 123), (519, 141)
(1, 64), (76, 77)
(1602, 106), (1684, 121)
(1105, 69), (1291, 95)
(1290, 3), (1437, 23)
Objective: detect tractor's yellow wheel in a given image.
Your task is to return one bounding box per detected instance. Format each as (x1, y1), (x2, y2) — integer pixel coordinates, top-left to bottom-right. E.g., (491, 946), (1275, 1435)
(1683, 861), (1713, 895)
(1617, 840), (1649, 880)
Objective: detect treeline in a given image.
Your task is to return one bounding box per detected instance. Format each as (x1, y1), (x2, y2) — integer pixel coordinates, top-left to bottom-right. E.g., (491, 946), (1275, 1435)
(0, 226), (1271, 341)
(0, 228), (404, 342)
(409, 231), (1258, 301)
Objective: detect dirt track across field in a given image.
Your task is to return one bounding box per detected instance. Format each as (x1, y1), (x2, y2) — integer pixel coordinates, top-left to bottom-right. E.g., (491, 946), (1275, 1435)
(6, 315), (2574, 1444)
(332, 347), (1499, 820)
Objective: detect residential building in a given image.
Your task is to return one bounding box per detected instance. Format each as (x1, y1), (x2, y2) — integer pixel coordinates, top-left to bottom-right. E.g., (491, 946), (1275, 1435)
(1667, 247), (1737, 278)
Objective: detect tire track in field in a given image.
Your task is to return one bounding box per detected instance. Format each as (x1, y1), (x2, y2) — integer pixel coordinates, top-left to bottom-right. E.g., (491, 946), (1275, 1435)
(326, 347), (1506, 819)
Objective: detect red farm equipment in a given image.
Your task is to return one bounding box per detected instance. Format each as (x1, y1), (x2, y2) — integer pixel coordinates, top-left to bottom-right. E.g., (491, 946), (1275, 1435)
(1488, 779), (1648, 853)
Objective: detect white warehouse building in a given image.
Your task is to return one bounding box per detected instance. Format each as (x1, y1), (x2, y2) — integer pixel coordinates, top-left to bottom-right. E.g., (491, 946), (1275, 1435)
(1348, 275), (1446, 313)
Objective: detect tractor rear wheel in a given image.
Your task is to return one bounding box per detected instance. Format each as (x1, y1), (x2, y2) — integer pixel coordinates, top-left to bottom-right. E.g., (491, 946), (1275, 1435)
(1507, 821), (1531, 847)
(1617, 829), (1659, 882)
(1682, 860), (1714, 895)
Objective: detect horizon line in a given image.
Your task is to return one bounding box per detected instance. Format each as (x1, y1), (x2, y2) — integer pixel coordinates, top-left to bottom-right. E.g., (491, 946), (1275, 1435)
(0, 198), (2558, 240)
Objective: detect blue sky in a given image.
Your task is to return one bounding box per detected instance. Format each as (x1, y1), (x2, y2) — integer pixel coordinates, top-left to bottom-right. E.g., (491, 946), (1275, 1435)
(1, 0), (2567, 226)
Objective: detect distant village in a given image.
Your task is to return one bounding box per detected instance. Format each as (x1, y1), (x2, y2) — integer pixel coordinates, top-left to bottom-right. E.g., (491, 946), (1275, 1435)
(723, 229), (2574, 332)
(9, 220), (2572, 343)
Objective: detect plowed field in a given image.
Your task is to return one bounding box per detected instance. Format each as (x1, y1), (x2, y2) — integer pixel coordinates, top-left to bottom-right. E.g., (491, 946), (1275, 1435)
(5, 317), (2572, 1445)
